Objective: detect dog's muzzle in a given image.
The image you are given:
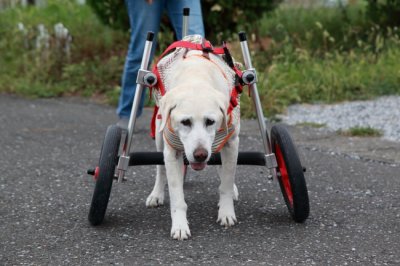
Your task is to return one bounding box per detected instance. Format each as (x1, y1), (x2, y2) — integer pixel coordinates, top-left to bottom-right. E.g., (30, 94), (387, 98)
(190, 148), (208, 171)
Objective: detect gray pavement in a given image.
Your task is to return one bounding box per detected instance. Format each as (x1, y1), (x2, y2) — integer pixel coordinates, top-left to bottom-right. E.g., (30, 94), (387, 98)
(1, 94), (399, 265)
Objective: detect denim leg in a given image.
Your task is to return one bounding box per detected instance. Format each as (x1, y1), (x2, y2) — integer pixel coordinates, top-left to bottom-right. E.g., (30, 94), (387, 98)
(117, 0), (164, 118)
(166, 0), (205, 40)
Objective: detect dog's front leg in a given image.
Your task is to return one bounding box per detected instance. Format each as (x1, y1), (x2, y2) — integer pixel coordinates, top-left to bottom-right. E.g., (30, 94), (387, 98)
(164, 144), (190, 240)
(217, 135), (239, 227)
(146, 124), (167, 207)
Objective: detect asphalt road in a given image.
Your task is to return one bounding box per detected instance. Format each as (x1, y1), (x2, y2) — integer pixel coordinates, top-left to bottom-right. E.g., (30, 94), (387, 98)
(1, 94), (399, 265)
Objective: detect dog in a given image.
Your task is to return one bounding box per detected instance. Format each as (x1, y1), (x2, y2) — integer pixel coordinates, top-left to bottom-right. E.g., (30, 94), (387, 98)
(146, 36), (240, 240)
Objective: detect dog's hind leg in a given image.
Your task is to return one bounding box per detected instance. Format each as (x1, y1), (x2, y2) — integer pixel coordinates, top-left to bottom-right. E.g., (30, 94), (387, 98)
(217, 135), (239, 227)
(146, 123), (167, 208)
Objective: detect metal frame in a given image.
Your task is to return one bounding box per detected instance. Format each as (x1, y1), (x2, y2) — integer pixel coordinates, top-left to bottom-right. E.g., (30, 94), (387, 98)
(117, 32), (156, 182)
(114, 9), (278, 182)
(238, 32), (277, 178)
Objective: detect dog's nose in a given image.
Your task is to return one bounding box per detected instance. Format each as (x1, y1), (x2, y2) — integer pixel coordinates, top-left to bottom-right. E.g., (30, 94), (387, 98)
(193, 148), (208, 162)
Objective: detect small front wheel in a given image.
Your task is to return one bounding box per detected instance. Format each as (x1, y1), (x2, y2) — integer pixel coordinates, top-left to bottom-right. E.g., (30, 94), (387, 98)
(271, 124), (310, 223)
(88, 125), (122, 226)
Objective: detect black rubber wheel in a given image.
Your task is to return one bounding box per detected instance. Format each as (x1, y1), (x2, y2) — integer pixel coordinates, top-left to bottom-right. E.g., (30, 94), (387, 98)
(88, 125), (122, 226)
(271, 124), (310, 223)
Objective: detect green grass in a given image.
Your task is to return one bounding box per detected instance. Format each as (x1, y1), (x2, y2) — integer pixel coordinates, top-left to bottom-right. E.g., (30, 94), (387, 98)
(257, 4), (370, 55)
(242, 3), (400, 117)
(296, 122), (326, 128)
(250, 45), (400, 117)
(338, 126), (383, 137)
(0, 0), (127, 102)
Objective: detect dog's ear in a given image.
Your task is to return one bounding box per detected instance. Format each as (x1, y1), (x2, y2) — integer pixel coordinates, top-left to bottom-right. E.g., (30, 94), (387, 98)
(158, 93), (176, 132)
(219, 107), (229, 134)
(215, 93), (229, 134)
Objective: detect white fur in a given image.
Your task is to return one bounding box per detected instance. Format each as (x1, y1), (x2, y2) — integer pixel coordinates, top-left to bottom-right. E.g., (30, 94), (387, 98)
(146, 52), (240, 240)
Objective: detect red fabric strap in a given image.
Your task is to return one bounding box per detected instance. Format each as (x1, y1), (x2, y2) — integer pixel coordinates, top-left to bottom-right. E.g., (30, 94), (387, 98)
(150, 105), (159, 139)
(159, 40), (225, 59)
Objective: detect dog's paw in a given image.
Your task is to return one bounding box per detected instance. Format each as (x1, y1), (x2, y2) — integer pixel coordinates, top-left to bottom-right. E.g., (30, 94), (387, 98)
(217, 212), (237, 227)
(171, 223), (191, 240)
(146, 193), (164, 208)
(217, 199), (237, 227)
(233, 184), (239, 201)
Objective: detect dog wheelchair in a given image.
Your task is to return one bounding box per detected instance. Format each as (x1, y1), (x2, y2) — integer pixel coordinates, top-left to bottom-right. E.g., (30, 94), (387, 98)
(87, 8), (309, 227)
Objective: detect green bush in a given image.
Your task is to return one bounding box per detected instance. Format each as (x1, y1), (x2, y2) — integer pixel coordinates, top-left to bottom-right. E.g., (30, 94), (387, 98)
(201, 0), (282, 42)
(86, 0), (128, 31)
(366, 0), (400, 28)
(86, 0), (282, 43)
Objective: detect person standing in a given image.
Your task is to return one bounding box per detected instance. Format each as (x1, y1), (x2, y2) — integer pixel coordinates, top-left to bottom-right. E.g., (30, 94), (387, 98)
(117, 0), (205, 129)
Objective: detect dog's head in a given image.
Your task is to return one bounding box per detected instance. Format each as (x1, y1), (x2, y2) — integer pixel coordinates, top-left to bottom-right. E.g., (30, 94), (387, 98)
(159, 84), (229, 171)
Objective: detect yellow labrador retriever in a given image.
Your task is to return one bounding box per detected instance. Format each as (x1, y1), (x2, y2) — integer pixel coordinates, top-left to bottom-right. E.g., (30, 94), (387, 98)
(146, 37), (240, 240)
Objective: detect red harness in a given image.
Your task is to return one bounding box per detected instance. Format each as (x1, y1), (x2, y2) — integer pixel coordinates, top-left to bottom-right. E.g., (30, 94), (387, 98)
(149, 39), (244, 138)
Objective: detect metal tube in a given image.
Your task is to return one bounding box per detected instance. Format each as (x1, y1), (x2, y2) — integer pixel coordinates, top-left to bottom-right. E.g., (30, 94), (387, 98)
(117, 32), (155, 182)
(126, 33), (154, 149)
(127, 152), (268, 166)
(182, 8), (190, 38)
(238, 32), (272, 156)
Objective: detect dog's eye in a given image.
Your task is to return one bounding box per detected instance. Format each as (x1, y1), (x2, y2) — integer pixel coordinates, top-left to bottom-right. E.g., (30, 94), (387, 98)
(181, 119), (192, 127)
(205, 118), (215, 127)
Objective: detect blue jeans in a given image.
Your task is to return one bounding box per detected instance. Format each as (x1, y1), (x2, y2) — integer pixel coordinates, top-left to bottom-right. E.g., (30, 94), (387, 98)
(117, 0), (205, 119)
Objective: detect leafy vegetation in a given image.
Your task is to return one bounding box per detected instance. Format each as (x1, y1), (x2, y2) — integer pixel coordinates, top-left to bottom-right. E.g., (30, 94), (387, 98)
(201, 0), (283, 42)
(338, 126), (383, 137)
(245, 4), (400, 117)
(0, 0), (127, 102)
(85, 0), (283, 42)
(366, 0), (400, 28)
(0, 0), (399, 118)
(296, 122), (327, 128)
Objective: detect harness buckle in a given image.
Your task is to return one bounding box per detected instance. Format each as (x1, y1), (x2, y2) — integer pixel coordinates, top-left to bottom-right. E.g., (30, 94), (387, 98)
(201, 40), (214, 53)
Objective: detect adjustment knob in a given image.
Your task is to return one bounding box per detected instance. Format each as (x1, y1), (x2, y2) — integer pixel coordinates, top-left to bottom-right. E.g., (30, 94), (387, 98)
(143, 72), (157, 86)
(146, 76), (155, 84)
(242, 70), (257, 84)
(244, 73), (254, 83)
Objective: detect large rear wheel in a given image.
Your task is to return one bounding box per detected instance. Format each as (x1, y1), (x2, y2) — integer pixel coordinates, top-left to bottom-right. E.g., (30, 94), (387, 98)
(271, 124), (310, 223)
(88, 125), (122, 226)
